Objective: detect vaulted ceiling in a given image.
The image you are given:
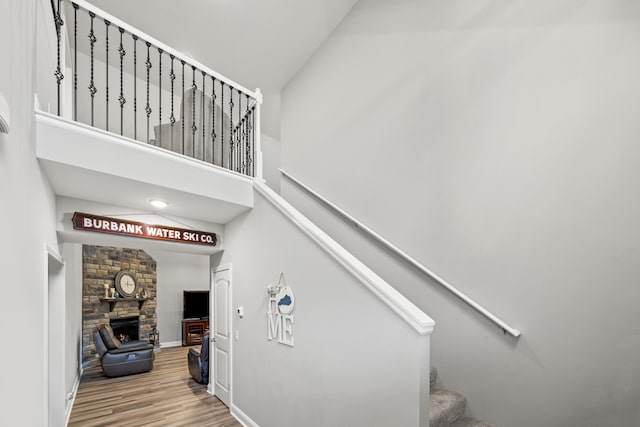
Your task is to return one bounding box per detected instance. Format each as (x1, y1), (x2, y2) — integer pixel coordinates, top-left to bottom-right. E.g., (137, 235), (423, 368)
(87, 0), (358, 94)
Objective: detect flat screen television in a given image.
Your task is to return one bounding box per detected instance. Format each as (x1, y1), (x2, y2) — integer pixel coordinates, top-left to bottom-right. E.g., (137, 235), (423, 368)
(183, 290), (209, 320)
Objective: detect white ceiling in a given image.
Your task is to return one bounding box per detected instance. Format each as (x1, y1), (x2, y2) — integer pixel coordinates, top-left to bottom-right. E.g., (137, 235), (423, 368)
(86, 0), (358, 94)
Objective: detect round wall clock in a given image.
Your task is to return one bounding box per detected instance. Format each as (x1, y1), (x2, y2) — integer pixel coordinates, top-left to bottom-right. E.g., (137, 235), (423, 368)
(114, 270), (137, 298)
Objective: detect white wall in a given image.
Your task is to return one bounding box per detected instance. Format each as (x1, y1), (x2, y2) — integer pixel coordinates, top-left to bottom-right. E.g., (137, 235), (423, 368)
(262, 133), (281, 193)
(35, 0), (58, 115)
(147, 249), (210, 345)
(219, 186), (430, 427)
(281, 1), (640, 426)
(261, 90), (282, 194)
(0, 1), (60, 425)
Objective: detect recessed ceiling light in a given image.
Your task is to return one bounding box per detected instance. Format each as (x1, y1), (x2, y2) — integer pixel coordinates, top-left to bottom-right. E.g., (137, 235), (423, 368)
(148, 199), (170, 209)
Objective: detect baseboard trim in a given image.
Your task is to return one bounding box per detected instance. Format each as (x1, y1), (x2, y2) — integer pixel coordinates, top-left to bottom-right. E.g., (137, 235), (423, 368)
(160, 340), (182, 348)
(64, 368), (82, 426)
(231, 404), (259, 427)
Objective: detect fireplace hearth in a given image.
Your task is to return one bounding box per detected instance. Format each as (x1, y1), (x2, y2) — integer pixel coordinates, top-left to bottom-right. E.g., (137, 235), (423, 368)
(110, 316), (139, 342)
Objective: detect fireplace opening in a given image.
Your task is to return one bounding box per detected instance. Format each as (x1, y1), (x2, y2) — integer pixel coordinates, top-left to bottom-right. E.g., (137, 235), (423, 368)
(110, 316), (139, 342)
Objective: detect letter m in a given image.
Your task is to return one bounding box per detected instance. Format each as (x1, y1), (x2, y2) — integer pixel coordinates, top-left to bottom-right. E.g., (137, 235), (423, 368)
(268, 313), (281, 341)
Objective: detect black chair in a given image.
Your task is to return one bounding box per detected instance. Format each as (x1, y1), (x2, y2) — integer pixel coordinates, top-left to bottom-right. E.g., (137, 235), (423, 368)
(188, 331), (209, 384)
(93, 325), (154, 377)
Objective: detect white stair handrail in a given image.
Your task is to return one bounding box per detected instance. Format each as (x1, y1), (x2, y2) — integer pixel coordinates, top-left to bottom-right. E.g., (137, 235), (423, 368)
(280, 169), (521, 338)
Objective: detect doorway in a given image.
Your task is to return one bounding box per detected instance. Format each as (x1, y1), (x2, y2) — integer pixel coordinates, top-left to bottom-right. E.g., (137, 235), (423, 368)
(211, 264), (232, 407)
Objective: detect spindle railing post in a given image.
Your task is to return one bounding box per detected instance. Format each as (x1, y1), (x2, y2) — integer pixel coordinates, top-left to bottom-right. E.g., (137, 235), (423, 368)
(158, 48), (163, 147)
(237, 90), (242, 172)
(254, 88), (263, 180)
(181, 60), (185, 155)
(145, 41), (152, 143)
(170, 55), (176, 149)
(229, 86), (234, 171)
(211, 76), (217, 166)
(244, 93), (250, 174)
(72, 2), (78, 121)
(249, 107), (254, 177)
(191, 66), (197, 157)
(88, 11), (97, 126)
(53, 0), (64, 116)
(133, 34), (138, 140)
(118, 27), (126, 136)
(104, 19), (110, 131)
(220, 81), (225, 169)
(202, 71), (206, 161)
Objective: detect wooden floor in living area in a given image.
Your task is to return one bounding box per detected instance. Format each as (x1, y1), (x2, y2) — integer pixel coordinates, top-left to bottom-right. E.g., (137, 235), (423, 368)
(68, 346), (241, 427)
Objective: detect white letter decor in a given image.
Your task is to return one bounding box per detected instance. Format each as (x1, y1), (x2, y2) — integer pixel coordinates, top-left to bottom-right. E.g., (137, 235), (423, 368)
(267, 273), (295, 347)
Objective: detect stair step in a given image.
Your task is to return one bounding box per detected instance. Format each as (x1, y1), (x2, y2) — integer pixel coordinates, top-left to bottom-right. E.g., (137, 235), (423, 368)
(430, 367), (437, 391)
(429, 389), (466, 427)
(450, 416), (496, 427)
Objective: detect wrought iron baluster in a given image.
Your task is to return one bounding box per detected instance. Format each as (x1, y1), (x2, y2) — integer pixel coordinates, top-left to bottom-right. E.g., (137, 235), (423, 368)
(88, 12), (97, 126)
(202, 72), (206, 161)
(236, 92), (241, 172)
(251, 106), (256, 177)
(73, 2), (78, 121)
(191, 66), (196, 158)
(158, 48), (163, 146)
(237, 90), (242, 172)
(181, 60), (185, 154)
(238, 118), (243, 174)
(169, 55), (175, 149)
(245, 94), (250, 174)
(229, 86), (234, 171)
(202, 71), (207, 162)
(244, 117), (248, 174)
(245, 110), (251, 175)
(54, 0), (64, 116)
(104, 19), (110, 131)
(133, 35), (137, 140)
(236, 92), (240, 172)
(245, 112), (249, 175)
(118, 27), (126, 136)
(145, 41), (152, 144)
(220, 81), (225, 168)
(211, 76), (217, 165)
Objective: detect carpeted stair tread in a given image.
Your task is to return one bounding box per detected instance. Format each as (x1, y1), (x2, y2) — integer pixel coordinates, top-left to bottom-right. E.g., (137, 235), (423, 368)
(430, 389), (466, 427)
(450, 416), (496, 427)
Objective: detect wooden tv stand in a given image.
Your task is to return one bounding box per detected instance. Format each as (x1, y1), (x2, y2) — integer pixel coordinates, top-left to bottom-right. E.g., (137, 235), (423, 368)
(182, 319), (209, 346)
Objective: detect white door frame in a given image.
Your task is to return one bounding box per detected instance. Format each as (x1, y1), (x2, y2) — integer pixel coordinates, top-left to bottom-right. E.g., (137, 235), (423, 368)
(45, 244), (65, 427)
(210, 263), (233, 406)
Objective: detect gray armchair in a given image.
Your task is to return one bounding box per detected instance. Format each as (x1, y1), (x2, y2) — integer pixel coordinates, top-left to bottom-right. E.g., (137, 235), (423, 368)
(93, 325), (154, 377)
(188, 331), (209, 384)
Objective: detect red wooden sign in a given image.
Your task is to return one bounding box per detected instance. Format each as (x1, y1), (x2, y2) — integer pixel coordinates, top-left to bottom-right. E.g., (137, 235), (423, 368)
(72, 212), (217, 246)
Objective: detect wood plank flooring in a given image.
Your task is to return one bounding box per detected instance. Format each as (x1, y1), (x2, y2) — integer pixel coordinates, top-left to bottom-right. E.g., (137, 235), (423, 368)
(68, 346), (241, 427)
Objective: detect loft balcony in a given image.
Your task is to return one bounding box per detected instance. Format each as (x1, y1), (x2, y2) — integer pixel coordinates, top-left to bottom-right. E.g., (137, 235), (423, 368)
(36, 0), (262, 225)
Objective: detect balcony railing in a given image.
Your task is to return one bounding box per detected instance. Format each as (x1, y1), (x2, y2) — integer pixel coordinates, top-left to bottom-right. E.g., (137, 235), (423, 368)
(49, 0), (261, 178)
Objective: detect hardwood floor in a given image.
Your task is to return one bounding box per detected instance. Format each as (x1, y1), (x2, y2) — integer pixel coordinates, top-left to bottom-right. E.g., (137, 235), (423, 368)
(68, 346), (241, 427)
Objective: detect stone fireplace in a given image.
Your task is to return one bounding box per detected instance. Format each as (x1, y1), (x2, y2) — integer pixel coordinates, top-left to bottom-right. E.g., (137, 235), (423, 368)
(82, 245), (157, 368)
